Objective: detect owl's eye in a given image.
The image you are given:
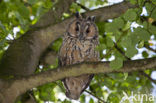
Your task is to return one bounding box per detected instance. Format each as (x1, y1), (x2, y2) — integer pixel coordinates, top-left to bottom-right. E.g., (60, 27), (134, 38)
(86, 28), (90, 33)
(75, 26), (79, 31)
(85, 25), (90, 33)
(75, 22), (80, 31)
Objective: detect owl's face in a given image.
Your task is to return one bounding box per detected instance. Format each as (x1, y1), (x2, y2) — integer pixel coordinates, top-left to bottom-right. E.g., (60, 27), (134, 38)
(66, 14), (98, 40)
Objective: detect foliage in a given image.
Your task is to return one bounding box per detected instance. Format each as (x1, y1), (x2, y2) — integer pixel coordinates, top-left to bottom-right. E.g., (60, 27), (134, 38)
(0, 0), (52, 54)
(0, 0), (156, 103)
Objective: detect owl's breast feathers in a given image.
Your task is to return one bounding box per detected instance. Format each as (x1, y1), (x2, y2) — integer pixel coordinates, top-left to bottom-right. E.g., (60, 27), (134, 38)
(58, 37), (99, 100)
(59, 37), (99, 65)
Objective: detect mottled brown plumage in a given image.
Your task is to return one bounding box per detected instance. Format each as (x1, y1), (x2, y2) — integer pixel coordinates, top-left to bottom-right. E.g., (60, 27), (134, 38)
(59, 13), (99, 100)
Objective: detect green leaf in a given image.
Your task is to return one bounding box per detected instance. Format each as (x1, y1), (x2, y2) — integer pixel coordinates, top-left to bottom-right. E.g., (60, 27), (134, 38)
(151, 0), (156, 4)
(36, 6), (44, 17)
(142, 51), (149, 58)
(133, 27), (150, 41)
(121, 35), (132, 48)
(114, 50), (125, 60)
(114, 31), (122, 41)
(105, 18), (124, 33)
(38, 83), (56, 101)
(80, 94), (85, 103)
(151, 8), (156, 20)
(138, 0), (145, 7)
(89, 98), (94, 103)
(145, 3), (155, 15)
(149, 24), (156, 35)
(44, 0), (53, 9)
(124, 73), (128, 80)
(113, 17), (125, 29)
(130, 33), (140, 46)
(63, 13), (70, 18)
(99, 35), (105, 43)
(143, 21), (148, 29)
(70, 2), (81, 13)
(129, 0), (137, 4)
(110, 57), (123, 70)
(137, 40), (144, 48)
(0, 39), (7, 49)
(28, 0), (37, 5)
(96, 22), (105, 35)
(106, 37), (114, 47)
(123, 9), (137, 21)
(90, 83), (99, 93)
(51, 38), (62, 52)
(18, 4), (29, 19)
(0, 21), (7, 33)
(125, 46), (138, 58)
(105, 22), (117, 33)
(96, 43), (106, 51)
(122, 22), (131, 31)
(63, 99), (72, 103)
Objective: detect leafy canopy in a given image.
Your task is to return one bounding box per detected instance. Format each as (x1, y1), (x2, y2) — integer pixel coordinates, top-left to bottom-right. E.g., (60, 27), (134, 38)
(0, 0), (156, 103)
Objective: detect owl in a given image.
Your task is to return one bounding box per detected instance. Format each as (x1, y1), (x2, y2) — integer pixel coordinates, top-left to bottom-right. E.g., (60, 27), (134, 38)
(58, 12), (99, 100)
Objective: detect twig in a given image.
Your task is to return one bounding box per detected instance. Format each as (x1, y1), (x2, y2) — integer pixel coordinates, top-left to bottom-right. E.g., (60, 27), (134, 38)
(6, 40), (14, 44)
(144, 44), (156, 53)
(103, 30), (128, 59)
(76, 2), (90, 11)
(27, 91), (37, 103)
(139, 71), (156, 84)
(84, 90), (106, 103)
(114, 43), (131, 60)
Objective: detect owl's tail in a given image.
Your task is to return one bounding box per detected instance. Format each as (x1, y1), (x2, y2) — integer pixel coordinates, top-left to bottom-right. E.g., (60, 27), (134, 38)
(63, 74), (94, 100)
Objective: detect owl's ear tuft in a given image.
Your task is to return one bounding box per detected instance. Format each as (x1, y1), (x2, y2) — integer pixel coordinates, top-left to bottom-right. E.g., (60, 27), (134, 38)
(75, 12), (82, 19)
(87, 16), (95, 22)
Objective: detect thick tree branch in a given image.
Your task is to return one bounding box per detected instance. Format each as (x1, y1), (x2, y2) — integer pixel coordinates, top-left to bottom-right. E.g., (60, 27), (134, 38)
(39, 50), (58, 66)
(0, 58), (155, 103)
(85, 1), (137, 22)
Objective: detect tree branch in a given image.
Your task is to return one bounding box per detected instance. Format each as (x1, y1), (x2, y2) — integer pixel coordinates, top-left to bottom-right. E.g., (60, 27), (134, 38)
(0, 58), (156, 103)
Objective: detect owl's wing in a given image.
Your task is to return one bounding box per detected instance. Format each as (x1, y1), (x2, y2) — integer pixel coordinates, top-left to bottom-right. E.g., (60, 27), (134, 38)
(58, 41), (67, 67)
(80, 74), (94, 94)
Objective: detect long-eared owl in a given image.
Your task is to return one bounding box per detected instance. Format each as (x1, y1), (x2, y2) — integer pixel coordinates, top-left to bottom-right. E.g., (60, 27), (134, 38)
(59, 12), (100, 100)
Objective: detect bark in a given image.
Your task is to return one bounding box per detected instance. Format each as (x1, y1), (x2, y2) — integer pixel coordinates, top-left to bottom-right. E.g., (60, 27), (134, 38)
(0, 57), (156, 103)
